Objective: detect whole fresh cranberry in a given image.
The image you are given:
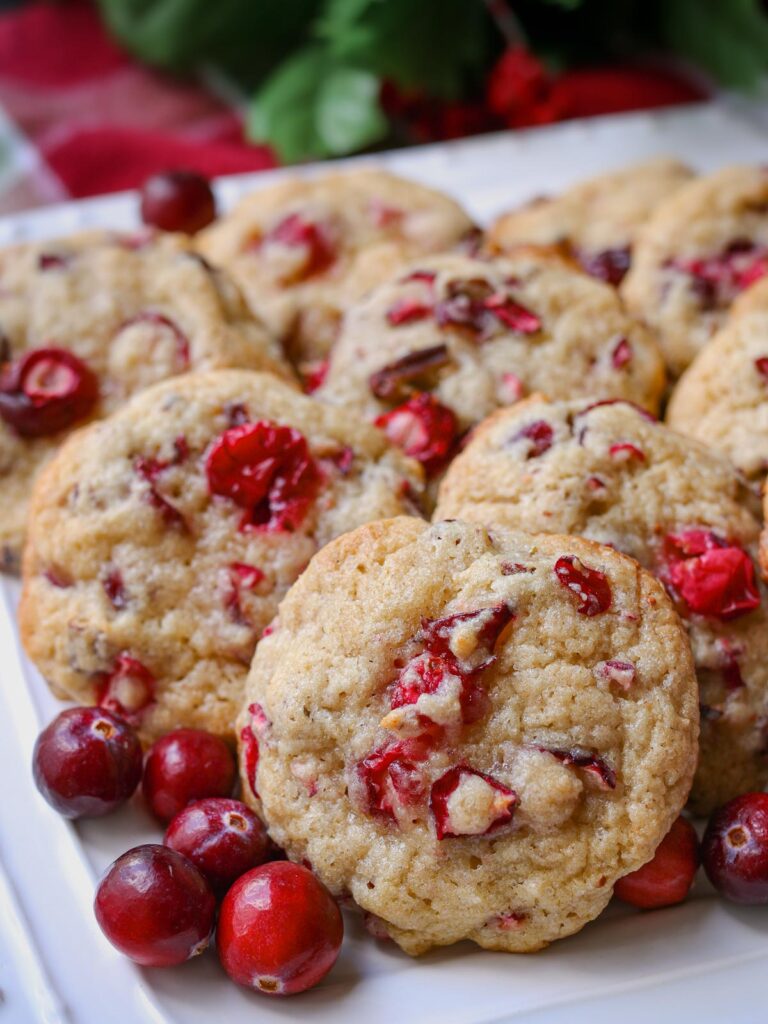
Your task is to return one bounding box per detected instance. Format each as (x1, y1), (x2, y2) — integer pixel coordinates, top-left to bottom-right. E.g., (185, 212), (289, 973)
(140, 170), (216, 234)
(164, 798), (270, 891)
(217, 862), (343, 996)
(32, 707), (142, 819)
(702, 792), (768, 903)
(614, 816), (699, 909)
(94, 844), (215, 967)
(143, 729), (236, 824)
(0, 347), (98, 437)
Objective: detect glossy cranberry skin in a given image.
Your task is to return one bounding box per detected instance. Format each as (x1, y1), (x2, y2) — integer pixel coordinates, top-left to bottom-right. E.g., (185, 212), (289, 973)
(32, 707), (142, 819)
(702, 792), (768, 903)
(164, 798), (270, 891)
(614, 816), (699, 909)
(140, 170), (216, 234)
(217, 862), (343, 996)
(143, 729), (236, 824)
(0, 347), (98, 437)
(94, 844), (215, 967)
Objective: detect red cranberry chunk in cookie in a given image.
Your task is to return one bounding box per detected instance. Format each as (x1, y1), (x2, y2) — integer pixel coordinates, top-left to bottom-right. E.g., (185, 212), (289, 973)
(430, 765), (517, 839)
(663, 530), (760, 621)
(0, 347), (98, 437)
(375, 393), (458, 476)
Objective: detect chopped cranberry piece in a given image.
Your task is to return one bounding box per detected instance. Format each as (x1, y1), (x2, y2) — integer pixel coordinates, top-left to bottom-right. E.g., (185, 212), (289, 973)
(540, 747), (616, 789)
(664, 530), (760, 621)
(369, 344), (451, 401)
(117, 311), (190, 369)
(38, 252), (70, 270)
(164, 797), (270, 892)
(240, 702), (265, 799)
(96, 653), (155, 725)
(205, 420), (322, 532)
(672, 241), (768, 304)
(501, 561), (534, 575)
(225, 401), (250, 427)
(374, 392), (458, 475)
(140, 170), (216, 234)
(718, 638), (745, 691)
(224, 562), (265, 625)
(262, 213), (336, 283)
(435, 277), (539, 339)
(385, 297), (434, 326)
(0, 347), (98, 437)
(134, 451), (187, 530)
(611, 337), (633, 369)
(587, 476), (606, 491)
(702, 792), (768, 904)
(323, 445), (354, 475)
(102, 567), (128, 610)
(33, 706), (142, 819)
(578, 246), (632, 286)
(614, 816), (699, 909)
(484, 293), (541, 334)
(303, 360), (329, 394)
(609, 441), (646, 462)
(217, 862), (343, 996)
(511, 419), (554, 458)
(499, 372), (525, 404)
(401, 269), (437, 285)
(355, 738), (430, 821)
(595, 659), (636, 690)
(755, 356), (768, 381)
(430, 765), (517, 839)
(420, 603), (513, 669)
(94, 845), (215, 967)
(492, 911), (527, 930)
(554, 555), (612, 616)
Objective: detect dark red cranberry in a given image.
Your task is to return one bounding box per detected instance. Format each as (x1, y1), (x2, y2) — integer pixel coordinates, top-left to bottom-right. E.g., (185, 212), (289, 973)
(609, 441), (645, 462)
(578, 246), (632, 286)
(554, 555), (612, 616)
(205, 420), (323, 532)
(217, 862), (343, 996)
(0, 347), (98, 437)
(434, 277), (540, 339)
(374, 392), (458, 475)
(164, 798), (270, 891)
(430, 765), (517, 839)
(614, 816), (699, 909)
(755, 356), (768, 381)
(664, 530), (760, 621)
(672, 242), (768, 304)
(96, 653), (156, 725)
(702, 792), (768, 903)
(32, 707), (142, 819)
(143, 728), (236, 824)
(140, 170), (216, 234)
(261, 213), (336, 283)
(94, 844), (215, 967)
(386, 297), (434, 326)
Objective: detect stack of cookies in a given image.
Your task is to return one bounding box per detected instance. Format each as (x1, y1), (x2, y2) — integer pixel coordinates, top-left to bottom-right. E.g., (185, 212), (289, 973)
(11, 159), (768, 956)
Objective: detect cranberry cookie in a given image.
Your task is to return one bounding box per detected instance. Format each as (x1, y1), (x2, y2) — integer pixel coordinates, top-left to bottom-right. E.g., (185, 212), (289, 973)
(19, 370), (423, 744)
(436, 397), (767, 813)
(196, 169), (475, 370)
(239, 517), (697, 955)
(488, 158), (694, 286)
(317, 252), (665, 479)
(667, 277), (768, 480)
(0, 230), (291, 573)
(622, 165), (768, 377)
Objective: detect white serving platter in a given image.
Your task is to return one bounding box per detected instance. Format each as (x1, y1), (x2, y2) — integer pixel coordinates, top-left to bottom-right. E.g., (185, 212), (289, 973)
(3, 102), (768, 1024)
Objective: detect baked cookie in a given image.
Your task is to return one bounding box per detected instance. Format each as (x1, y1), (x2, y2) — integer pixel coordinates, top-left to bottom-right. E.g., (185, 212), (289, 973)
(196, 169), (475, 370)
(667, 276), (768, 480)
(317, 252), (665, 478)
(436, 397), (768, 813)
(622, 165), (768, 377)
(0, 230), (291, 574)
(19, 370), (423, 745)
(488, 158), (694, 286)
(238, 517), (697, 956)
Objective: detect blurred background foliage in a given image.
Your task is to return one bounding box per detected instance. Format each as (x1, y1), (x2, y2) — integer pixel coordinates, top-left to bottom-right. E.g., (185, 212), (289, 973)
(93, 0), (768, 160)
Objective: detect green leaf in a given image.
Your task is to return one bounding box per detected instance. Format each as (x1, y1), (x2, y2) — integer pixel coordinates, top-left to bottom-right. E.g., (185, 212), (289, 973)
(315, 0), (491, 98)
(317, 67), (388, 154)
(660, 0), (768, 88)
(246, 46), (387, 162)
